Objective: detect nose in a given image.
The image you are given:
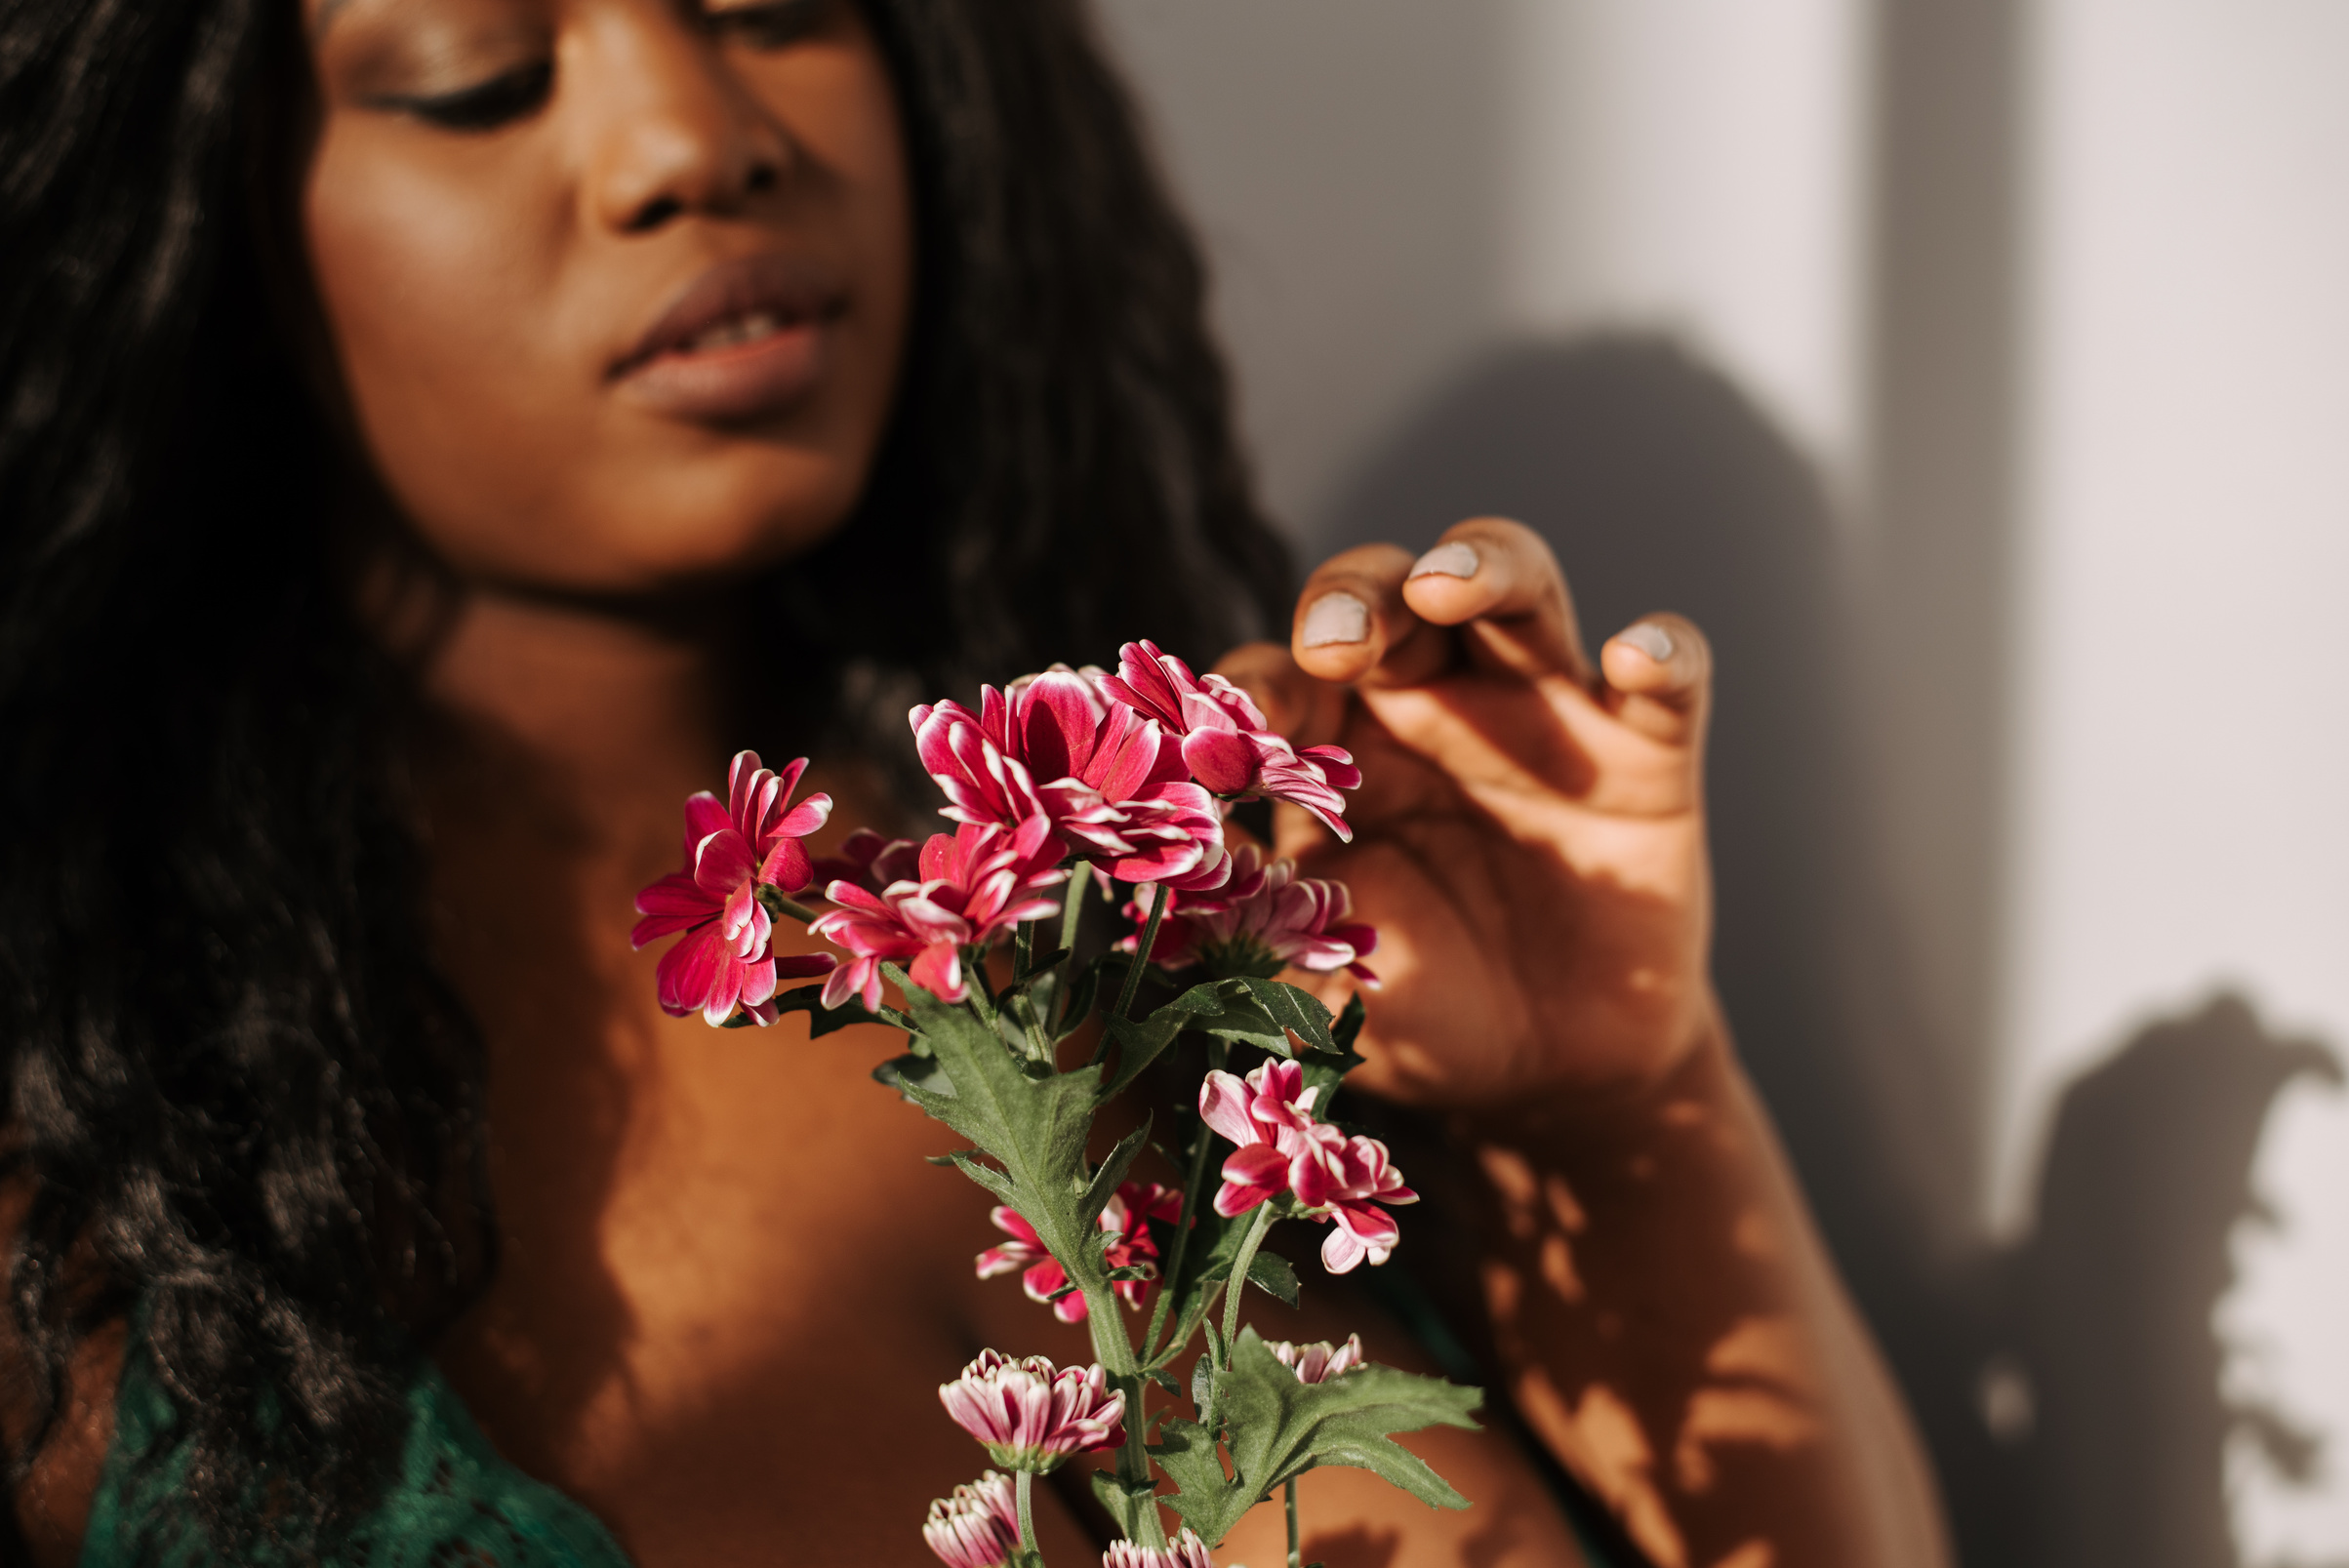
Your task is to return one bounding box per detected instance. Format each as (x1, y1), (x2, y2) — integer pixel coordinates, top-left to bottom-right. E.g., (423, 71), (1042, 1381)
(580, 7), (789, 233)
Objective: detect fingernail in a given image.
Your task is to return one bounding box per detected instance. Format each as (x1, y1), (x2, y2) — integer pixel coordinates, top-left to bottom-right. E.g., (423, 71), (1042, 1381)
(1620, 623), (1675, 663)
(1300, 591), (1369, 648)
(1409, 542), (1481, 580)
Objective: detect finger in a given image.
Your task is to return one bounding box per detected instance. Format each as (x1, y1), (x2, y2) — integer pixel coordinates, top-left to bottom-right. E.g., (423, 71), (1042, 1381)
(1397, 517), (1592, 683)
(1291, 543), (1449, 690)
(1599, 613), (1713, 747)
(1210, 641), (1349, 753)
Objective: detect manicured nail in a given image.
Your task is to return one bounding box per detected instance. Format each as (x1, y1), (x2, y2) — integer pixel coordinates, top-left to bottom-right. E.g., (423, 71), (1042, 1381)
(1409, 542), (1481, 580)
(1620, 622), (1675, 663)
(1300, 591), (1369, 648)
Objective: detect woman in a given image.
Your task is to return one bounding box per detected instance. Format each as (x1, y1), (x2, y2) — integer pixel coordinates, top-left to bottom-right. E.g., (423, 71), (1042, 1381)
(0, 0), (1949, 1564)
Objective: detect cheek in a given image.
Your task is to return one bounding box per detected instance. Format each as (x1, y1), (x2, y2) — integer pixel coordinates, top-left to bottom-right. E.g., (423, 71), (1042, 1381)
(304, 127), (583, 566)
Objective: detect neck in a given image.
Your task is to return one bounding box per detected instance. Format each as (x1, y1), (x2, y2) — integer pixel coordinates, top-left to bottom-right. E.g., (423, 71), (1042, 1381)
(420, 586), (744, 877)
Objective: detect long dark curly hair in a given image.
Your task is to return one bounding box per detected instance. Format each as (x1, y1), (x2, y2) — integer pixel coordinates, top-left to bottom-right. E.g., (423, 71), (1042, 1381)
(0, 0), (1289, 1554)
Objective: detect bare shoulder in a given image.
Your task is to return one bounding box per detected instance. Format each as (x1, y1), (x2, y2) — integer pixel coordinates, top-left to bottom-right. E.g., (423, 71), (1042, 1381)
(0, 1166), (124, 1568)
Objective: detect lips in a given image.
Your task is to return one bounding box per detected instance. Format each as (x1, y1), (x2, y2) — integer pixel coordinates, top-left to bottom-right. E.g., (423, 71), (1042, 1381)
(613, 252), (847, 422)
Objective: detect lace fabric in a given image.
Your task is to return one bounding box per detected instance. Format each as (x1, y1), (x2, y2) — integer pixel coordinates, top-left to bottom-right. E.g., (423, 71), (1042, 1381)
(78, 1336), (634, 1568)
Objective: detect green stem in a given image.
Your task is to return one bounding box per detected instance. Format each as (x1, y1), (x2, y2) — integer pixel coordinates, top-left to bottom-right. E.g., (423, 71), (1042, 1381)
(765, 892), (822, 926)
(1145, 1039), (1228, 1363)
(1220, 1203), (1278, 1367)
(1018, 1470), (1037, 1556)
(1083, 1285), (1168, 1550)
(1286, 1477), (1302, 1568)
(1112, 885), (1169, 1022)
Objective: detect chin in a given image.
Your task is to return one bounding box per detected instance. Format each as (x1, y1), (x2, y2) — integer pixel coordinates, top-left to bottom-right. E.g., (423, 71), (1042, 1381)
(573, 452), (866, 590)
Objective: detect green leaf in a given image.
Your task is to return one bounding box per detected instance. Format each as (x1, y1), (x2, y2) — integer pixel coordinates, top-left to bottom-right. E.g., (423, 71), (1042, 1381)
(873, 1053), (955, 1100)
(1244, 1248), (1301, 1308)
(1232, 978), (1336, 1053)
(1016, 945), (1072, 982)
(1157, 1330), (1482, 1546)
(770, 982), (916, 1038)
(1100, 981), (1286, 1101)
(1151, 1417), (1236, 1527)
(1088, 1469), (1162, 1542)
(897, 986), (1125, 1312)
(1297, 993), (1369, 1113)
(1191, 1349), (1218, 1413)
(1078, 1114), (1153, 1229)
(1053, 957), (1104, 1041)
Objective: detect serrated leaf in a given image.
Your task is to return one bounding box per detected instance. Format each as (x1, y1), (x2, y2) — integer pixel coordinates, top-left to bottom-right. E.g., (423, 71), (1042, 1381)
(873, 1053), (955, 1100)
(770, 982), (916, 1038)
(1232, 978), (1336, 1054)
(1157, 1330), (1481, 1545)
(898, 986), (1128, 1320)
(1244, 1248), (1300, 1307)
(1151, 1417), (1235, 1522)
(1298, 994), (1370, 1113)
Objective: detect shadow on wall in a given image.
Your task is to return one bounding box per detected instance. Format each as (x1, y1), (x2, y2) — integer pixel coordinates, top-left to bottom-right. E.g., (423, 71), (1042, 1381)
(1308, 337), (2339, 1568)
(2000, 994), (2340, 1568)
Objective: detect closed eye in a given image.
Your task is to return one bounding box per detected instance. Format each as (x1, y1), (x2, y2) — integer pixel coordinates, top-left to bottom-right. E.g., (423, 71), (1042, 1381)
(703, 0), (837, 51)
(372, 59), (553, 133)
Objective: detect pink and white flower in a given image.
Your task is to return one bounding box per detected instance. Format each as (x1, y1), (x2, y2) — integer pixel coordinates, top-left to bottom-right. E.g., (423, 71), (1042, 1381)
(809, 818), (1066, 1011)
(631, 750), (837, 1025)
(1103, 1530), (1215, 1568)
(1267, 1333), (1366, 1384)
(1198, 1060), (1417, 1272)
(923, 1472), (1021, 1568)
(976, 1182), (1185, 1322)
(1292, 1133), (1418, 1273)
(912, 668), (1229, 891)
(939, 1350), (1126, 1473)
(1127, 846), (1378, 984)
(1198, 1059), (1324, 1217)
(1099, 639), (1362, 840)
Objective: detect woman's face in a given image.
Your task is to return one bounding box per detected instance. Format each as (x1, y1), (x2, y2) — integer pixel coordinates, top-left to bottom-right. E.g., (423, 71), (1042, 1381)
(303, 0), (912, 594)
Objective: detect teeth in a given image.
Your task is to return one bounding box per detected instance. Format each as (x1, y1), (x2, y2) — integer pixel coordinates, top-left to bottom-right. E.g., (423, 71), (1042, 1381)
(683, 309), (784, 353)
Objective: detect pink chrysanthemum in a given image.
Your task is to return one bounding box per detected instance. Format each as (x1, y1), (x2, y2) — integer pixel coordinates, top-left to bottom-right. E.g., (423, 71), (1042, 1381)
(631, 751), (837, 1025)
(1099, 639), (1362, 841)
(1102, 1530), (1215, 1568)
(975, 1182), (1184, 1322)
(1267, 1333), (1366, 1384)
(1126, 846), (1378, 985)
(911, 667), (1230, 891)
(939, 1351), (1126, 1474)
(923, 1472), (1022, 1568)
(808, 818), (1066, 1011)
(1198, 1060), (1417, 1273)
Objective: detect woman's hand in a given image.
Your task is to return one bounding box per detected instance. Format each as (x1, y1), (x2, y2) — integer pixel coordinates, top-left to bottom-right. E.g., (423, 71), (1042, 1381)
(1215, 516), (1717, 1108)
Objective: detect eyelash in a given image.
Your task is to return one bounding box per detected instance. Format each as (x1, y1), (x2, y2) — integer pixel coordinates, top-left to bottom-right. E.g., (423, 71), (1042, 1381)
(702, 0), (836, 51)
(379, 0), (830, 136)
(386, 60), (553, 133)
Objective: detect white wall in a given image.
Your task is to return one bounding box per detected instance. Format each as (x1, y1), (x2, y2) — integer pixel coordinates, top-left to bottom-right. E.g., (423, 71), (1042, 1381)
(1096, 2), (2349, 1562)
(2003, 1), (2349, 1558)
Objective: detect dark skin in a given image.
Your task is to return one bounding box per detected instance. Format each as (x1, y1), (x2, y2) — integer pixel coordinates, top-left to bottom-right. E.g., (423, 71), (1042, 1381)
(4, 0), (1952, 1563)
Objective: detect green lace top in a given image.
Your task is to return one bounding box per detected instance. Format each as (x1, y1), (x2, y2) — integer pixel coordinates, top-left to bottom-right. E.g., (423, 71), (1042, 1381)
(77, 1337), (635, 1568)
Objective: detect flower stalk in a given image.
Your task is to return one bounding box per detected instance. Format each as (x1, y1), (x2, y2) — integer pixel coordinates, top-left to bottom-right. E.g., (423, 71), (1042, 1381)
(634, 645), (1481, 1568)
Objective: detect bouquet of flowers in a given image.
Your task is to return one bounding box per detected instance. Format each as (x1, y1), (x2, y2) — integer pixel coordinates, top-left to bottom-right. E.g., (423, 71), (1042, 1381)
(632, 641), (1480, 1568)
